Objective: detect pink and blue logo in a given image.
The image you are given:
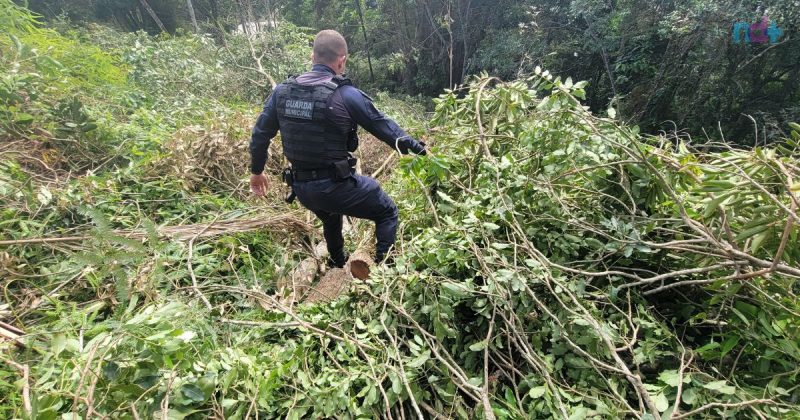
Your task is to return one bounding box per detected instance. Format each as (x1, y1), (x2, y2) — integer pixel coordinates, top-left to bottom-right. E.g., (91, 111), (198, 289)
(733, 16), (783, 44)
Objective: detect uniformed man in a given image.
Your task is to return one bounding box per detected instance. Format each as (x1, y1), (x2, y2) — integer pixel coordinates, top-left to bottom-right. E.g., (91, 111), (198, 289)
(249, 29), (427, 267)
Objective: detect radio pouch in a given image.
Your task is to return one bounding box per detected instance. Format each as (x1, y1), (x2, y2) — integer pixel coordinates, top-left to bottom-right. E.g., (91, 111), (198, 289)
(333, 159), (352, 180)
(282, 167), (294, 186)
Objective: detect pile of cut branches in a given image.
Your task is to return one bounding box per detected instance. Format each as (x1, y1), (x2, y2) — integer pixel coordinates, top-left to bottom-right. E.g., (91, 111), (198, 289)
(2, 2), (799, 415)
(354, 72), (799, 418)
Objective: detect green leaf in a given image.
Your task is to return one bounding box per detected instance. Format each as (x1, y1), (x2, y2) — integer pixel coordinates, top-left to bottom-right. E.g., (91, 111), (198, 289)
(441, 282), (471, 299)
(103, 361), (119, 381)
(406, 350), (430, 368)
(568, 406), (589, 420)
(81, 122), (98, 132)
(703, 380), (736, 394)
(658, 370), (680, 387)
(469, 340), (487, 351)
(749, 230), (769, 253)
(682, 387), (697, 405)
(528, 386), (546, 398)
(355, 318), (367, 330)
(482, 222), (500, 230)
(720, 335), (741, 357)
(14, 112), (35, 124)
(653, 393), (669, 412)
(51, 333), (66, 356)
(365, 385), (378, 406)
(703, 193), (729, 218)
(695, 341), (720, 356)
(181, 384), (206, 402)
(734, 225), (770, 242)
(585, 238), (604, 249)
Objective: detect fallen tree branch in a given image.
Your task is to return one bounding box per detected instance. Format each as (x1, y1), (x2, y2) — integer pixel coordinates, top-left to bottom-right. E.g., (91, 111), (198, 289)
(219, 318), (301, 328)
(0, 215), (313, 247)
(187, 214), (223, 310)
(0, 321), (25, 348)
(371, 153), (396, 179)
(671, 399), (775, 419)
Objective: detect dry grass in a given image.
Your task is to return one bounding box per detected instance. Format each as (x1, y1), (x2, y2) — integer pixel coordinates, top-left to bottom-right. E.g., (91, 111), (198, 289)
(0, 214), (314, 247)
(155, 115), (250, 192)
(357, 134), (397, 179)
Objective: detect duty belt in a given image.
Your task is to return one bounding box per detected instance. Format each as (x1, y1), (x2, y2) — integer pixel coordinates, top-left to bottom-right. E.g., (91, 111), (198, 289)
(292, 167), (340, 181)
(292, 157), (357, 182)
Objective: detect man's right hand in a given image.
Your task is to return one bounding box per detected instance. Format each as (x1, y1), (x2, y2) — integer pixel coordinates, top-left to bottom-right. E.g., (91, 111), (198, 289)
(415, 141), (428, 156)
(250, 173), (269, 197)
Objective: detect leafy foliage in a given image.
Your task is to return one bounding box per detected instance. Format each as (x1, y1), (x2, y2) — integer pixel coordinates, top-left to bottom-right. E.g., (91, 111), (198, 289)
(19, 0), (800, 143)
(2, 1), (800, 419)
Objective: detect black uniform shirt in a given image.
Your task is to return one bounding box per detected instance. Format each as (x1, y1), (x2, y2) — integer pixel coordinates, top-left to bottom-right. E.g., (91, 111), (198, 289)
(250, 64), (424, 174)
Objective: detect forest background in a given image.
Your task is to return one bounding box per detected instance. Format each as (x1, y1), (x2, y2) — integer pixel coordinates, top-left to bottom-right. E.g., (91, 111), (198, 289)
(22, 0), (800, 144)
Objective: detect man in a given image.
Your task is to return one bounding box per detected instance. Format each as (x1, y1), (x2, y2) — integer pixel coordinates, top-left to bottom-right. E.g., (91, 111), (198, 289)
(249, 30), (426, 267)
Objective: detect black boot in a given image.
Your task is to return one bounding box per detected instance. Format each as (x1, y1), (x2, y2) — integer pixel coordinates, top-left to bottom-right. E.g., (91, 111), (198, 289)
(327, 252), (348, 268)
(374, 252), (394, 266)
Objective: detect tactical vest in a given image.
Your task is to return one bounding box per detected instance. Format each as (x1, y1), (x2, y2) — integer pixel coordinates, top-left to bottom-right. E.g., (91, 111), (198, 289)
(275, 76), (354, 169)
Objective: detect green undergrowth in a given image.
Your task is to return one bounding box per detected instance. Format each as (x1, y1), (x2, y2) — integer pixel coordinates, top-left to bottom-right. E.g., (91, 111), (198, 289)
(2, 1), (800, 419)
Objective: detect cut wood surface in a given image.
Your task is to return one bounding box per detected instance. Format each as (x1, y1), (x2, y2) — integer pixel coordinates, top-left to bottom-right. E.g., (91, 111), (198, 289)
(349, 249), (373, 280)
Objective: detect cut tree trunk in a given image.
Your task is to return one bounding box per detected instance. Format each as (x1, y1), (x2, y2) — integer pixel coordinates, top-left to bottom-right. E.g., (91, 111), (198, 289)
(276, 242), (329, 304)
(303, 268), (352, 304)
(314, 242), (329, 260)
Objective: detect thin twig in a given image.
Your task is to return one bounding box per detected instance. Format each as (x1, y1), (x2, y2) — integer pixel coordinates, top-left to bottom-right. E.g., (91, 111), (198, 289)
(3, 359), (32, 416)
(671, 399), (775, 419)
(482, 307), (497, 420)
(187, 214), (223, 310)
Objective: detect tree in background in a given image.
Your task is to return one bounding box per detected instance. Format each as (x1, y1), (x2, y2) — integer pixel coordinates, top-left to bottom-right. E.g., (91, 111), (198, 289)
(18, 0), (800, 144)
(512, 0), (800, 144)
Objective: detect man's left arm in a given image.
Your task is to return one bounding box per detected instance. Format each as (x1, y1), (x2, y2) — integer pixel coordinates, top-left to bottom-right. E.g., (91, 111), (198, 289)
(340, 86), (426, 155)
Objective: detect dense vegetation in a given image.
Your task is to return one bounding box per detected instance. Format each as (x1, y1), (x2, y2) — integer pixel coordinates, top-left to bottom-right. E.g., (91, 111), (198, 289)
(2, 0), (800, 419)
(19, 0), (800, 143)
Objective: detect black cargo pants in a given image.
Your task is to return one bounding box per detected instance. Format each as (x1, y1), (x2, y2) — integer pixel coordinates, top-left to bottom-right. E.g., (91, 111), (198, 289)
(292, 174), (398, 263)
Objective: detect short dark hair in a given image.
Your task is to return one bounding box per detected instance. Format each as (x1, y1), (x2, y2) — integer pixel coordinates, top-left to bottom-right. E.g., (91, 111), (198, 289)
(313, 30), (348, 64)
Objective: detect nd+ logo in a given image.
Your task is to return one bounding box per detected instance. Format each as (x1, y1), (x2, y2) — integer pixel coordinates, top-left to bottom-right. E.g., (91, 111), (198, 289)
(732, 16), (783, 44)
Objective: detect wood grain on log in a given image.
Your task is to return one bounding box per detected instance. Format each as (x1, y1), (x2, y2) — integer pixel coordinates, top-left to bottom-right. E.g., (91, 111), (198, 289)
(303, 268), (352, 304)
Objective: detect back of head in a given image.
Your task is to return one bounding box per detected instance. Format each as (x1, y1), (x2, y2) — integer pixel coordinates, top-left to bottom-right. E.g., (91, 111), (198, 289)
(313, 30), (348, 65)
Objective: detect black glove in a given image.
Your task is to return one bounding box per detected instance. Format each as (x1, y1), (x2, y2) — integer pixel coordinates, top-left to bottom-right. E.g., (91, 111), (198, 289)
(397, 138), (426, 155)
(413, 140), (427, 156)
